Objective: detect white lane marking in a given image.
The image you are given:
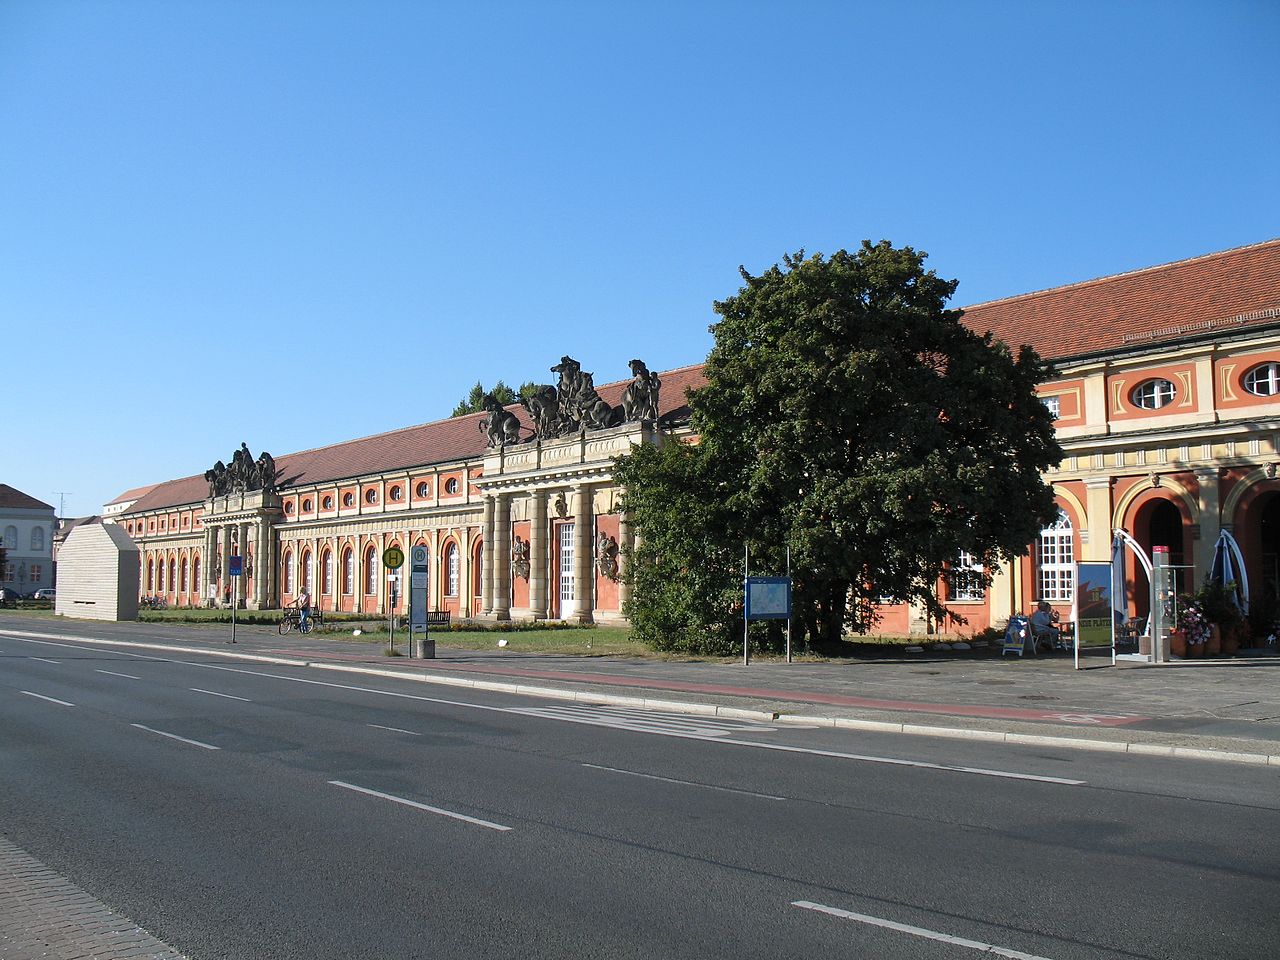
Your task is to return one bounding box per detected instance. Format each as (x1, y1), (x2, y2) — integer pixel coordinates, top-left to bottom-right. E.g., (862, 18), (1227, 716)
(368, 723), (421, 736)
(180, 663), (1087, 785)
(96, 670), (141, 680)
(130, 724), (220, 750)
(30, 657), (61, 664)
(190, 687), (253, 702)
(3, 636), (1084, 786)
(791, 901), (1058, 960)
(4, 636), (168, 661)
(328, 780), (511, 831)
(21, 691), (75, 707)
(583, 763), (786, 801)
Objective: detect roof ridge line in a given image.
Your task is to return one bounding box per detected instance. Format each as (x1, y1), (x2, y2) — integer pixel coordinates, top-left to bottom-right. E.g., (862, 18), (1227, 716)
(960, 237), (1280, 312)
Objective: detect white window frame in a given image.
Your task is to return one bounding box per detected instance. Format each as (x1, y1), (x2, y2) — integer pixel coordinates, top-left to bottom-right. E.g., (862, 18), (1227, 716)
(1243, 362), (1280, 397)
(31, 527), (45, 551)
(948, 550), (985, 602)
(446, 543), (459, 596)
(1037, 511), (1075, 602)
(559, 523), (575, 606)
(1132, 378), (1176, 410)
(364, 547), (378, 595)
(1041, 395), (1061, 419)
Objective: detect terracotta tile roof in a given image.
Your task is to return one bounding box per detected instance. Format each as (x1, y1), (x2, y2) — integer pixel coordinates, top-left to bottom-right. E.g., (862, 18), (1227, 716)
(116, 241), (1280, 514)
(105, 483), (159, 505)
(121, 362), (712, 514)
(0, 484), (54, 511)
(960, 238), (1280, 360)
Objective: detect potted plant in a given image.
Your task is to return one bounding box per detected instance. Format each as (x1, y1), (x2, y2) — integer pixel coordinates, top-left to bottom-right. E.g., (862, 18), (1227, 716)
(1194, 579), (1243, 656)
(1180, 598), (1209, 658)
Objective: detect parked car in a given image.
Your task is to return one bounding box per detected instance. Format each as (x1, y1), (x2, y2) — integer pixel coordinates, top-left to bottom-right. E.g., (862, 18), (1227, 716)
(0, 587), (22, 606)
(32, 588), (56, 601)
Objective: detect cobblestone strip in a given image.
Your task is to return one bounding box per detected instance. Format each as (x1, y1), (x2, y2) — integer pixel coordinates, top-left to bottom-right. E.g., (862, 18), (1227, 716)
(0, 836), (187, 960)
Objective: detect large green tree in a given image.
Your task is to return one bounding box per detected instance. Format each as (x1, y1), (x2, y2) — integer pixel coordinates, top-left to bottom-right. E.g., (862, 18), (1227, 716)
(618, 241), (1063, 651)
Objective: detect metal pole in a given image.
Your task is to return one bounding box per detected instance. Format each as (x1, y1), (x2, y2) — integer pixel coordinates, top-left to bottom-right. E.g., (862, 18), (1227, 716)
(231, 573), (237, 644)
(785, 545), (792, 664)
(743, 543), (749, 667)
(388, 574), (394, 656)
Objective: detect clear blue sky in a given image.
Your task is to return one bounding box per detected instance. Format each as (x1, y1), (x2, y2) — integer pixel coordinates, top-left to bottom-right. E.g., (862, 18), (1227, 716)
(3, 0), (1277, 518)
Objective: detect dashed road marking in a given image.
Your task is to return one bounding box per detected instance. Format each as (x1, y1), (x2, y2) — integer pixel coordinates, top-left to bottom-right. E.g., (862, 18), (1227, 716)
(792, 901), (1058, 959)
(583, 763), (786, 800)
(190, 687), (253, 702)
(329, 780), (511, 831)
(131, 724), (220, 750)
(20, 690), (75, 707)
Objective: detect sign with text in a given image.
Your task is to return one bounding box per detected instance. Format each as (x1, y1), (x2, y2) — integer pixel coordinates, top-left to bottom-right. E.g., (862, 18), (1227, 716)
(1075, 561), (1115, 650)
(745, 576), (791, 620)
(228, 555), (243, 577)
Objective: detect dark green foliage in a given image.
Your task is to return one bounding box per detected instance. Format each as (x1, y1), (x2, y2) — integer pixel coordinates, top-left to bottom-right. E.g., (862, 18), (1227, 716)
(452, 381), (539, 417)
(614, 440), (744, 654)
(618, 241), (1063, 651)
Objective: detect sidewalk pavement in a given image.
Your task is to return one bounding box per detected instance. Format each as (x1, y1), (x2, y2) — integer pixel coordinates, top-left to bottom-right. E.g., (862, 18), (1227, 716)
(7, 615), (1280, 766)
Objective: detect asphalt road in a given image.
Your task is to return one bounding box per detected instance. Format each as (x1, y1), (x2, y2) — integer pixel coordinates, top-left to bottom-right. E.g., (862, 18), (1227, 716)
(3, 629), (1278, 959)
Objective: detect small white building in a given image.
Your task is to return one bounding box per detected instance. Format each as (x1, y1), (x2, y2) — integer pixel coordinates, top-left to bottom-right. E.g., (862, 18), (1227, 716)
(55, 522), (140, 621)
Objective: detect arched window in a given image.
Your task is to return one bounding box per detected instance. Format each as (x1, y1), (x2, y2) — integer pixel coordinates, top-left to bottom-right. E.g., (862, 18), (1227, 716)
(948, 550), (984, 601)
(364, 546), (378, 594)
(445, 542), (459, 596)
(168, 558), (176, 592)
(301, 551), (313, 594)
(1036, 510), (1074, 602)
(31, 527), (45, 551)
(322, 549), (334, 595)
(3, 526), (15, 549)
(180, 557), (188, 592)
(194, 556), (201, 592)
(342, 548), (354, 594)
(147, 558), (155, 591)
(283, 551), (293, 595)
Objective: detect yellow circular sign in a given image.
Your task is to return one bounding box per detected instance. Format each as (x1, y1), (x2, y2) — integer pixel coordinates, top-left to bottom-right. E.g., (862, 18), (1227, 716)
(382, 547), (405, 569)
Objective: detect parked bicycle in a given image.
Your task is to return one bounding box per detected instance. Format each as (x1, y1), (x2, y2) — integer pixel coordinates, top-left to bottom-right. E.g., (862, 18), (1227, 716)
(140, 595), (169, 610)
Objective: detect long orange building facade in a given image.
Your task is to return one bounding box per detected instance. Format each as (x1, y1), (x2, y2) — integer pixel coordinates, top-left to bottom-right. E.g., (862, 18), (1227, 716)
(112, 240), (1280, 636)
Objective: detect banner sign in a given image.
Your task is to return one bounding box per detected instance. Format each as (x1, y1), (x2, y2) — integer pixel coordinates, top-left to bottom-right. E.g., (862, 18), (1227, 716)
(745, 576), (791, 620)
(1075, 561), (1115, 650)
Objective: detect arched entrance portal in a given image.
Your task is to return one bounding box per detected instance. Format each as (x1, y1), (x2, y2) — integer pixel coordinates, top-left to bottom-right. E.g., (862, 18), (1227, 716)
(1129, 496), (1191, 618)
(1259, 496), (1280, 601)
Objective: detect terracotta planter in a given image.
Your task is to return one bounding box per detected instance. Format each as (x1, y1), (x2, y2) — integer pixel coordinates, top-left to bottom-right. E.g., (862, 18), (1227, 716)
(1222, 625), (1240, 656)
(1169, 629), (1187, 658)
(1186, 641), (1203, 659)
(1206, 624), (1222, 656)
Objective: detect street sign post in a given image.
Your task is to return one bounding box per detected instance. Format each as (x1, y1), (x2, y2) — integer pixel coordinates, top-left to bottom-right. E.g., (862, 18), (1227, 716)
(408, 545), (433, 658)
(382, 547), (404, 655)
(228, 555), (242, 644)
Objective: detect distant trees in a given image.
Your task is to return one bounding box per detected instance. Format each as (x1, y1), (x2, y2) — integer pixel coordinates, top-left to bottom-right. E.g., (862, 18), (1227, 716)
(452, 380), (538, 417)
(617, 242), (1063, 653)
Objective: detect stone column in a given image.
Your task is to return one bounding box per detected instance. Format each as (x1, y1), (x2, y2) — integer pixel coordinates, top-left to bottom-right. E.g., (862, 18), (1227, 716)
(220, 525), (232, 605)
(494, 494), (512, 621)
(1195, 467), (1221, 578)
(480, 496), (495, 616)
(572, 483), (594, 623)
(529, 490), (548, 619)
(204, 527), (217, 602)
(1083, 478), (1114, 561)
(239, 522), (251, 606)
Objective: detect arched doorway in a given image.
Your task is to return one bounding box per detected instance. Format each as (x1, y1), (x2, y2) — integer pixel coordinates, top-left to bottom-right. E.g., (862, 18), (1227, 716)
(1130, 495), (1191, 617)
(1258, 495), (1280, 601)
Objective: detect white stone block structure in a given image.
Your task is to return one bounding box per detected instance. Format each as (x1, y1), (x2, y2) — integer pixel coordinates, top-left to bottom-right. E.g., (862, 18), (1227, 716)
(54, 523), (140, 621)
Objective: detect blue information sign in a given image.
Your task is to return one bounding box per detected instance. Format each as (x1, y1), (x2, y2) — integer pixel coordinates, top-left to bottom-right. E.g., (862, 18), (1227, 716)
(745, 576), (791, 620)
(228, 555), (243, 577)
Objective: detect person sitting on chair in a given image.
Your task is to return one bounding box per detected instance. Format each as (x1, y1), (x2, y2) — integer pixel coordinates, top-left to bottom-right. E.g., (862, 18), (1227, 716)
(1030, 601), (1061, 651)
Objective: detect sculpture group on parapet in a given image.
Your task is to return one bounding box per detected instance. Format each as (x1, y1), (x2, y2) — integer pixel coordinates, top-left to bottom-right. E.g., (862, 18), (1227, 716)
(478, 356), (662, 449)
(205, 443), (279, 497)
